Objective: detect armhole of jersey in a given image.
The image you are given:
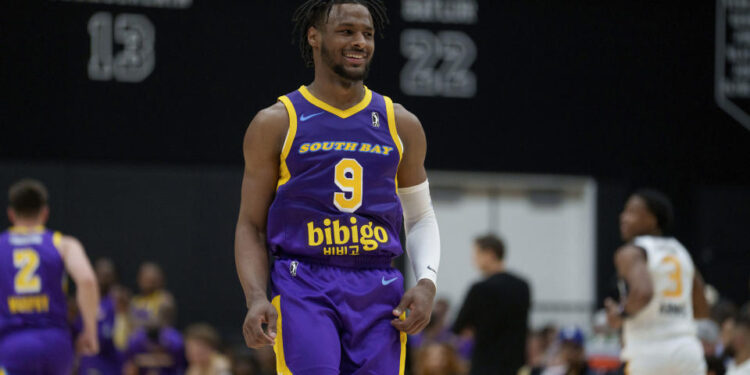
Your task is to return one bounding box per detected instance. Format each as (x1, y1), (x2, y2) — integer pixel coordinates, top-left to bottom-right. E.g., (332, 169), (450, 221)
(384, 96), (403, 191)
(277, 95), (298, 190)
(53, 231), (64, 257)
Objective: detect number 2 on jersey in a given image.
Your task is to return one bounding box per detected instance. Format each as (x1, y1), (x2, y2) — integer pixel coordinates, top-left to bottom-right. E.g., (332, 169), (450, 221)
(334, 158), (363, 213)
(14, 248), (42, 294)
(661, 255), (683, 298)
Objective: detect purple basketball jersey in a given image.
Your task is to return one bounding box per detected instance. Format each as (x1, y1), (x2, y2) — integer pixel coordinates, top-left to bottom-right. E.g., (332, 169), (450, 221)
(266, 86), (404, 267)
(125, 326), (186, 375)
(0, 226), (68, 335)
(75, 295), (124, 374)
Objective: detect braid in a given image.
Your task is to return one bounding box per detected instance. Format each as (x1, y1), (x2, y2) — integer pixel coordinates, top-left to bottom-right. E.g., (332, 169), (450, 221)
(292, 0), (389, 67)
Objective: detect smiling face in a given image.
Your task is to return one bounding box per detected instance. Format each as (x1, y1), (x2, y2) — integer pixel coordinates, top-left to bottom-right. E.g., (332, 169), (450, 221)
(310, 3), (375, 81)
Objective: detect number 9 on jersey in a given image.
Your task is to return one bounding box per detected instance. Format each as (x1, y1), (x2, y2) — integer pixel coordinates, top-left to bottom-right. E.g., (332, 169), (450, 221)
(334, 158), (363, 213)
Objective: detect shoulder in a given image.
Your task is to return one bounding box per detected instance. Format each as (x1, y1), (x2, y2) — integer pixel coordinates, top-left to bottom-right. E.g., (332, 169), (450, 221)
(392, 103), (423, 134)
(57, 234), (84, 258)
(469, 279), (490, 295)
(615, 243), (648, 265)
(247, 101), (289, 135)
(243, 101), (290, 153)
(505, 272), (531, 287)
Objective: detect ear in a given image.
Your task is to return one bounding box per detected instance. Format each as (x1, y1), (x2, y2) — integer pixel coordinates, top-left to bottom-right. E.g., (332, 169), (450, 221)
(40, 206), (49, 224)
(7, 208), (14, 224)
(307, 26), (320, 48)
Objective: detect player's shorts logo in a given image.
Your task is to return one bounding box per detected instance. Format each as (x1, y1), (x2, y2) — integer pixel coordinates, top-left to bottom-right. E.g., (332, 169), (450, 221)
(381, 276), (398, 285)
(289, 260), (299, 277)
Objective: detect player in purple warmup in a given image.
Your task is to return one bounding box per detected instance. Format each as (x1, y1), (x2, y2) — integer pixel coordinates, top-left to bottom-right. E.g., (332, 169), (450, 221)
(75, 258), (125, 375)
(234, 1), (441, 374)
(0, 179), (100, 374)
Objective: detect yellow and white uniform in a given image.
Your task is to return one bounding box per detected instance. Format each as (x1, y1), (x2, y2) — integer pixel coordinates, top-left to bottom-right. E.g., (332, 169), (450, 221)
(622, 236), (706, 375)
(727, 359), (750, 375)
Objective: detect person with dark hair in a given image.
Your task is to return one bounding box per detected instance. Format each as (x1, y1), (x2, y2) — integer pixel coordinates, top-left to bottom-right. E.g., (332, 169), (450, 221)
(0, 179), (100, 373)
(727, 310), (750, 375)
(452, 234), (531, 375)
(131, 261), (176, 330)
(122, 315), (186, 375)
(604, 189), (710, 374)
(234, 1), (441, 374)
(74, 258), (127, 374)
(124, 262), (184, 375)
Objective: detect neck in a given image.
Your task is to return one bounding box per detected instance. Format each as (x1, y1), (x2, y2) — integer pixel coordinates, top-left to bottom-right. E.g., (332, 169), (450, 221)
(647, 228), (662, 237)
(628, 229), (662, 242)
(11, 218), (43, 228)
(737, 347), (750, 366)
(196, 353), (215, 369)
(308, 66), (365, 109)
(483, 261), (505, 276)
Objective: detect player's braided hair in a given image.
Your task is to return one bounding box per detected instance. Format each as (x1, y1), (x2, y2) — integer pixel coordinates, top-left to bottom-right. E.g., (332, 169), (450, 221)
(292, 0), (388, 67)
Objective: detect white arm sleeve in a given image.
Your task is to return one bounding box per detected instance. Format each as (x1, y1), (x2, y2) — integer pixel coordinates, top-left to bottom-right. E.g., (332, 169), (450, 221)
(399, 179), (440, 285)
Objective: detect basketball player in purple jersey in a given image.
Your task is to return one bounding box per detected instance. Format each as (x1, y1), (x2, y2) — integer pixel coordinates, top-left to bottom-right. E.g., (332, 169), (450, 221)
(235, 1), (441, 373)
(0, 179), (100, 374)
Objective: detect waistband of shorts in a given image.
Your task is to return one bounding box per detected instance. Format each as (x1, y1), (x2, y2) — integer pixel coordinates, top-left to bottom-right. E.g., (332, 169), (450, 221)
(276, 254), (393, 269)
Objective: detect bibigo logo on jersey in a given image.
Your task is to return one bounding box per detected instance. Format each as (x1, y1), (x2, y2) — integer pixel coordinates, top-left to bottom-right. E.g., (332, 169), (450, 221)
(307, 217), (389, 256)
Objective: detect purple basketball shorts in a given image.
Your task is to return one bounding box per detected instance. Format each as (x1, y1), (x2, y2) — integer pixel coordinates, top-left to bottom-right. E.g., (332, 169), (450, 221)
(270, 258), (407, 375)
(0, 327), (74, 375)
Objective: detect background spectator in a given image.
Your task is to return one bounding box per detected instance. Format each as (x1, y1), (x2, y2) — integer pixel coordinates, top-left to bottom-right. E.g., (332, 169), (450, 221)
(131, 262), (176, 331)
(452, 234), (531, 375)
(229, 347), (264, 375)
(75, 258), (125, 374)
(184, 323), (231, 375)
(727, 309), (750, 375)
(413, 342), (465, 375)
(124, 263), (185, 375)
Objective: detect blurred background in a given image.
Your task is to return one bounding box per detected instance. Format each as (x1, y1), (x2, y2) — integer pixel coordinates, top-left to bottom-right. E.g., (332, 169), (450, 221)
(2, 1), (750, 374)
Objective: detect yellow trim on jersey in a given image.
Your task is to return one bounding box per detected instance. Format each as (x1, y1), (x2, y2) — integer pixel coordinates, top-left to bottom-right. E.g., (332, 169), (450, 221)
(272, 295), (293, 375)
(298, 85), (372, 118)
(399, 312), (407, 375)
(52, 231), (62, 250)
(384, 96), (404, 190)
(277, 95), (298, 190)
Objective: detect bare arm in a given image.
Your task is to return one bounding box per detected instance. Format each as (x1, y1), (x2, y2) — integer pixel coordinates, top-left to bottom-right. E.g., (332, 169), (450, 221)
(394, 103), (428, 188)
(390, 104), (436, 335)
(614, 245), (654, 315)
(60, 235), (99, 354)
(234, 101), (288, 348)
(692, 271), (710, 319)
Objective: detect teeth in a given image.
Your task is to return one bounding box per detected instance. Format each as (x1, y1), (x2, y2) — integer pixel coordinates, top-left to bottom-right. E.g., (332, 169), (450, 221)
(345, 53), (364, 58)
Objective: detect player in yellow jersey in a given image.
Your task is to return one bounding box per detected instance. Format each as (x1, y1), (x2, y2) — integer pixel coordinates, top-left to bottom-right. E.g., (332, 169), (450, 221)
(605, 189), (710, 374)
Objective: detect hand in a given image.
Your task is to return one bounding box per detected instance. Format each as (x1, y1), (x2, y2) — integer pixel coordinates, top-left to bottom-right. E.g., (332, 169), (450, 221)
(604, 297), (623, 329)
(391, 279), (436, 335)
(76, 329), (99, 356)
(243, 296), (278, 348)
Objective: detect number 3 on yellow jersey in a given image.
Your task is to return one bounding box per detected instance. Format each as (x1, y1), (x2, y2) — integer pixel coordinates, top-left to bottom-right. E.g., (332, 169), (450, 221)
(334, 158), (363, 213)
(661, 255), (683, 298)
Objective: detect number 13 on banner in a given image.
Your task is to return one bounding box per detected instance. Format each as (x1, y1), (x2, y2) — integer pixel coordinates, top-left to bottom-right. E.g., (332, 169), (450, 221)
(334, 158), (363, 213)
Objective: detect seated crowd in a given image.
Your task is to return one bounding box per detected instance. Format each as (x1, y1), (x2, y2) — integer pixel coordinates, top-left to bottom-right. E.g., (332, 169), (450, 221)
(70, 258), (750, 375)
